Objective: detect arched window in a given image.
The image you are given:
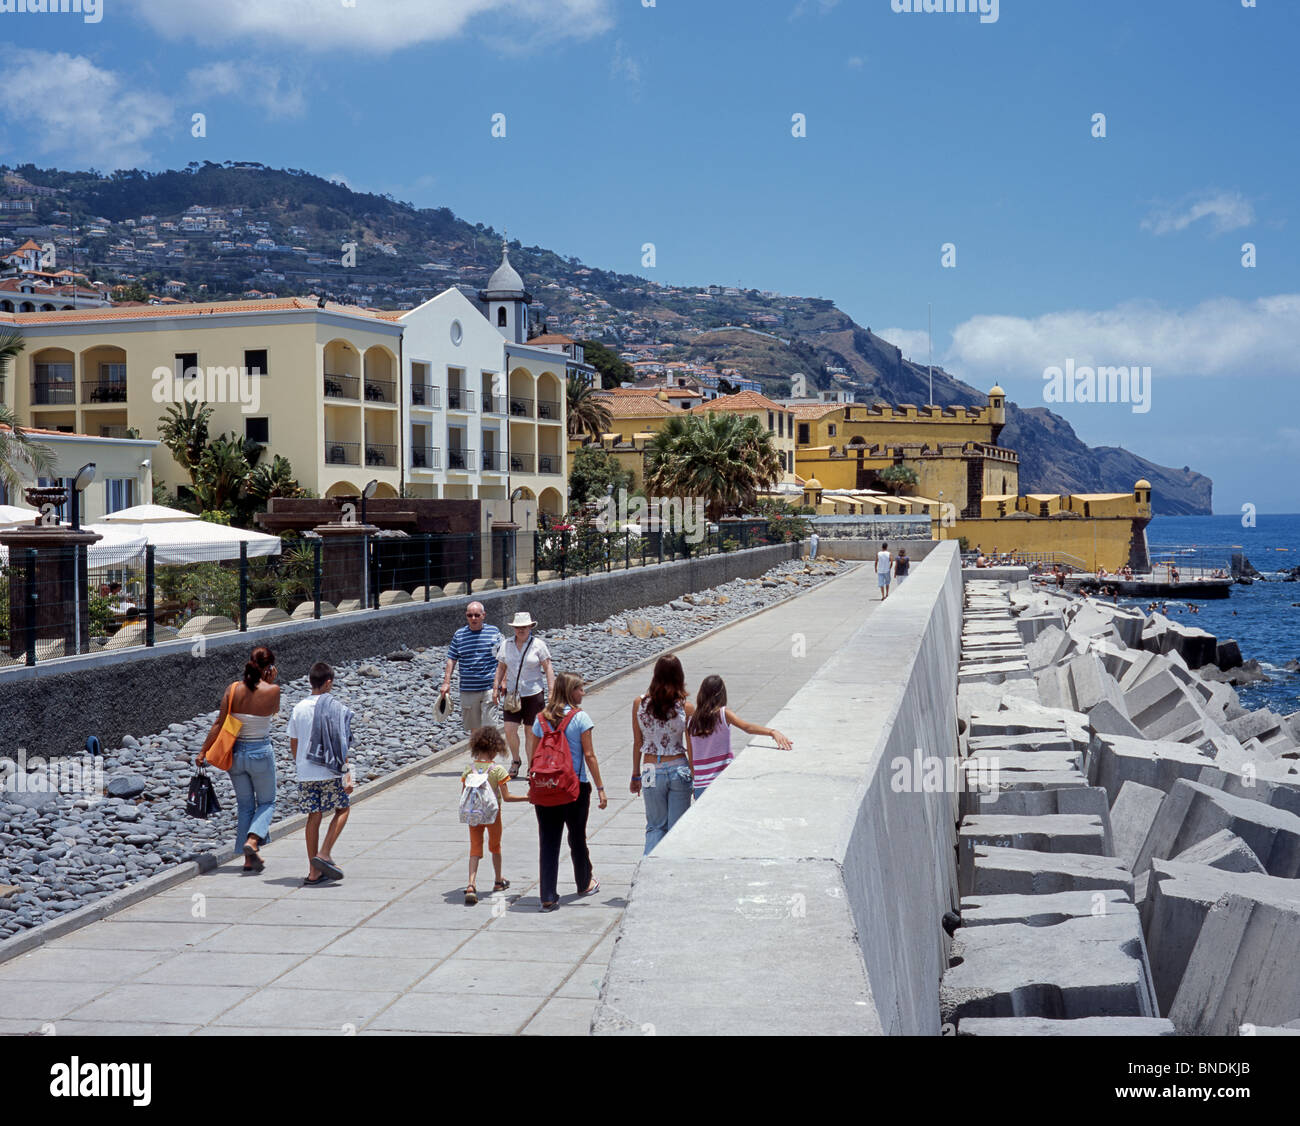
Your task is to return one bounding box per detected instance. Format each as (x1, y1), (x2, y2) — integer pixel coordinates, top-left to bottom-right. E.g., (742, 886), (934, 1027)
(497, 306), (507, 328)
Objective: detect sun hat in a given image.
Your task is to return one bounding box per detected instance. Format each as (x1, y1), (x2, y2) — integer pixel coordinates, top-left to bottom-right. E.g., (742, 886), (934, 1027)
(508, 612), (536, 628)
(434, 691), (452, 719)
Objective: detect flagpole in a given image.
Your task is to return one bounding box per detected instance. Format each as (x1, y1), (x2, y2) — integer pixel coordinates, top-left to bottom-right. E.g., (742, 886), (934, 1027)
(928, 302), (933, 406)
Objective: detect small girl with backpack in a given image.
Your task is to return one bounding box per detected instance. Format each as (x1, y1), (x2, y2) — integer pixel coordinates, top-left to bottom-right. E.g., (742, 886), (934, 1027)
(688, 675), (793, 800)
(459, 726), (527, 906)
(530, 672), (607, 911)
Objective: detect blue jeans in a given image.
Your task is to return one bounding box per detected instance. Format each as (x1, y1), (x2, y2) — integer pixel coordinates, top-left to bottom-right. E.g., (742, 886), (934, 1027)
(642, 761), (693, 854)
(809, 540), (818, 560)
(229, 737), (276, 850)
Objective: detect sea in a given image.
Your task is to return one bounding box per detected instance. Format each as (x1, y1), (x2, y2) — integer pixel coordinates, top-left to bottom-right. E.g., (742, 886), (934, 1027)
(1137, 514), (1300, 716)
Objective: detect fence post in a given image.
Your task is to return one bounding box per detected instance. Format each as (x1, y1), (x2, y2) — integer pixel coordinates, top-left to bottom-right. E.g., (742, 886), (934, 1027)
(625, 532), (630, 570)
(465, 533), (474, 594)
(501, 530), (509, 590)
(313, 539), (322, 619)
(423, 534), (432, 601)
(238, 541), (249, 631)
(533, 531), (539, 584)
(641, 531), (646, 568)
(23, 548), (37, 666)
(657, 528), (663, 566)
(145, 544), (156, 648)
(560, 531), (569, 581)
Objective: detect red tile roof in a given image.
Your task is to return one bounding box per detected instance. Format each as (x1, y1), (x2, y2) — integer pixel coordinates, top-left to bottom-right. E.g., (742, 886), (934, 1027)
(692, 390), (786, 414)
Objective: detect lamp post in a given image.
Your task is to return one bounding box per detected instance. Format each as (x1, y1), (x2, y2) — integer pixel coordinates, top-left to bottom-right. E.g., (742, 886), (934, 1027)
(70, 462), (96, 654)
(361, 479), (378, 608)
(69, 462), (96, 532)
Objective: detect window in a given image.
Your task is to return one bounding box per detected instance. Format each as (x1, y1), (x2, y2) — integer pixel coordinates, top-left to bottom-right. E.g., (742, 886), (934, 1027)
(497, 306), (507, 328)
(767, 411), (774, 432)
(35, 362), (73, 383)
(450, 320), (463, 346)
(105, 478), (136, 514)
(175, 352), (199, 379)
(828, 424), (837, 437)
(99, 362), (126, 383)
(245, 417), (269, 444)
(798, 423), (809, 444)
(244, 349), (268, 376)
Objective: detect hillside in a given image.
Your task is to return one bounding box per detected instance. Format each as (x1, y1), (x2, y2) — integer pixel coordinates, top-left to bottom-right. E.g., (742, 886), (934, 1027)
(1, 161), (1212, 513)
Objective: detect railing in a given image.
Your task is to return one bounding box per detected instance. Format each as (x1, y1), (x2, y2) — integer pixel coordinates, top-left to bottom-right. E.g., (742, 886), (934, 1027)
(509, 395), (534, 418)
(364, 378), (396, 404)
(509, 452), (534, 473)
(32, 381), (75, 405)
(537, 398), (562, 421)
(99, 426), (129, 440)
(82, 380), (128, 403)
(411, 445), (441, 470)
(411, 383), (440, 409)
(364, 442), (396, 467)
(481, 449), (505, 472)
(324, 440), (360, 466)
(538, 454), (562, 475)
(447, 387), (475, 411)
(447, 448), (476, 471)
(482, 393), (505, 414)
(323, 373), (360, 400)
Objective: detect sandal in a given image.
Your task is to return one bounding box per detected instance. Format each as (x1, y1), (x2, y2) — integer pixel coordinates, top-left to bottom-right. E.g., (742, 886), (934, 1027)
(508, 760), (522, 779)
(493, 879), (510, 892)
(581, 879), (600, 897)
(242, 844), (264, 873)
(302, 874), (328, 886)
(540, 900), (558, 912)
(464, 884), (478, 906)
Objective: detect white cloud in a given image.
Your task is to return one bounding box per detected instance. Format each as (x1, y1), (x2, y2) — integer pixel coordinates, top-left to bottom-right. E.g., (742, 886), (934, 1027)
(1141, 190), (1255, 236)
(610, 39), (641, 88)
(878, 327), (932, 363)
(791, 0), (841, 17)
(847, 56), (865, 69)
(188, 61), (307, 120)
(127, 0), (613, 53)
(0, 50), (171, 169)
(947, 296), (1300, 380)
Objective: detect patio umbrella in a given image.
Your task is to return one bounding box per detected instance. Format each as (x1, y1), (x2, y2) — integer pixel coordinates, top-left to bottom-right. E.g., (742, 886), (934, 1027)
(90, 511), (282, 564)
(0, 522), (148, 568)
(0, 503), (39, 528)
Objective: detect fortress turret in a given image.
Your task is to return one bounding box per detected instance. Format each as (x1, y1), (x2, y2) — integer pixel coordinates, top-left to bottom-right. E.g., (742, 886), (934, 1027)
(988, 384), (1006, 444)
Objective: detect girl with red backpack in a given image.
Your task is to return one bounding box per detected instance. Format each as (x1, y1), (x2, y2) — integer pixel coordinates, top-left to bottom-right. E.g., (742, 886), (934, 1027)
(530, 672), (607, 911)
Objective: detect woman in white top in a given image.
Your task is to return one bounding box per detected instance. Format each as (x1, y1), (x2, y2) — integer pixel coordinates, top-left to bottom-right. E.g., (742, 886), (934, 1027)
(198, 645), (280, 872)
(631, 654), (695, 854)
(494, 612), (555, 779)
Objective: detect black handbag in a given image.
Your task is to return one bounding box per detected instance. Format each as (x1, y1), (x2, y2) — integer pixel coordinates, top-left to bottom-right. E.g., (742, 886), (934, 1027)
(185, 766), (221, 819)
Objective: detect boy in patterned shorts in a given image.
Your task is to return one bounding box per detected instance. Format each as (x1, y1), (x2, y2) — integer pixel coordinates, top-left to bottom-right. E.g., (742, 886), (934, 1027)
(288, 662), (356, 885)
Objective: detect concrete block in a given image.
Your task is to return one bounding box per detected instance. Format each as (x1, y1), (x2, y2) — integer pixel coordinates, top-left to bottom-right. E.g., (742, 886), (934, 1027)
(958, 658), (1032, 685)
(1110, 782), (1167, 871)
(965, 848), (1134, 897)
(442, 582), (469, 596)
(1024, 626), (1072, 671)
(940, 913), (1157, 1022)
(1216, 639), (1243, 671)
(1015, 614), (1065, 645)
(536, 570), (559, 583)
(409, 586), (443, 601)
(244, 606), (291, 627)
(1088, 700), (1145, 741)
(1066, 652), (1129, 717)
(1226, 709), (1285, 746)
(959, 770), (1091, 817)
(957, 1017), (1175, 1036)
(291, 600), (337, 618)
(175, 615), (238, 637)
(1066, 602), (1122, 643)
(1133, 779), (1300, 878)
(967, 749), (1084, 776)
(103, 624), (180, 650)
(961, 889), (1133, 927)
(1083, 638), (1142, 681)
(378, 589), (413, 606)
(1161, 621), (1218, 669)
(1123, 670), (1207, 741)
(470, 579), (498, 592)
(960, 815), (1107, 893)
(967, 732), (1074, 755)
(1171, 829), (1265, 874)
(1086, 732), (1214, 800)
(1035, 664), (1073, 710)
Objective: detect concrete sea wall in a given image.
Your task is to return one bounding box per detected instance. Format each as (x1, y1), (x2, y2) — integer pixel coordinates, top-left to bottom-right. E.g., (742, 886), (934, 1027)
(594, 541), (963, 1035)
(0, 541), (801, 757)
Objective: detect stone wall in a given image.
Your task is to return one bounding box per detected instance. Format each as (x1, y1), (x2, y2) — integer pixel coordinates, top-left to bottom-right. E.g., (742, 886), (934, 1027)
(815, 537), (941, 563)
(594, 541), (963, 1035)
(0, 541), (800, 757)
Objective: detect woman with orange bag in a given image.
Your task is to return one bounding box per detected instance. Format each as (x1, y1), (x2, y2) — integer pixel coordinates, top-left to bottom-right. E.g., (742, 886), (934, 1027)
(198, 646), (281, 872)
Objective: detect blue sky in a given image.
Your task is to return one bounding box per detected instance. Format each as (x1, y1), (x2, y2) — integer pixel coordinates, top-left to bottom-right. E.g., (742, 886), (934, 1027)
(1, 0), (1297, 512)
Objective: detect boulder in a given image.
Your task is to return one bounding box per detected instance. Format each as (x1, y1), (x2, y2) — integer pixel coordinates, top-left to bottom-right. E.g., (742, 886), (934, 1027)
(106, 774), (147, 799)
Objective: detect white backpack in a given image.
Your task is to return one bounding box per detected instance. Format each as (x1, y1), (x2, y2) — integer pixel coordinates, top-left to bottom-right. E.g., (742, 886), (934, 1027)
(459, 766), (500, 826)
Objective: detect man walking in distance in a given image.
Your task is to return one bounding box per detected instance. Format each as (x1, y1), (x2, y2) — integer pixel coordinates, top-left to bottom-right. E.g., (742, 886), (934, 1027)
(441, 602), (504, 732)
(876, 541), (893, 601)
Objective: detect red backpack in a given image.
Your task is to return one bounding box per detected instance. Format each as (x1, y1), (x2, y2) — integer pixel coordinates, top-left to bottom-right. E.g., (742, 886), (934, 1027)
(529, 709), (581, 806)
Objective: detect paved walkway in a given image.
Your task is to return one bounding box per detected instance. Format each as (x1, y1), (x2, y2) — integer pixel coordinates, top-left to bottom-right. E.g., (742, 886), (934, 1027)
(0, 563), (879, 1036)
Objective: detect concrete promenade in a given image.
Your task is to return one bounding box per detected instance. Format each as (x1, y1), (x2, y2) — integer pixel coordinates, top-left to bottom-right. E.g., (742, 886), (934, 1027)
(0, 562), (878, 1036)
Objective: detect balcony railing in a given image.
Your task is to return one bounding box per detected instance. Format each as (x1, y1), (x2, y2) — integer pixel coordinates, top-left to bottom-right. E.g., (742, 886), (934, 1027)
(82, 380), (127, 403)
(411, 445), (442, 470)
(537, 398), (562, 422)
(411, 383), (440, 409)
(481, 393), (505, 414)
(538, 454), (562, 475)
(447, 448), (476, 471)
(325, 440), (360, 466)
(364, 378), (396, 404)
(323, 373), (360, 400)
(509, 395), (533, 418)
(99, 425), (129, 440)
(32, 381), (75, 405)
(447, 387), (475, 411)
(481, 449), (504, 472)
(509, 452), (534, 473)
(364, 442), (396, 467)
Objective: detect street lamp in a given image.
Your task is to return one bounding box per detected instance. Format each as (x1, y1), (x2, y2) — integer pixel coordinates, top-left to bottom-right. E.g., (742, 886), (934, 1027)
(361, 478), (379, 527)
(70, 462), (96, 655)
(70, 462), (96, 532)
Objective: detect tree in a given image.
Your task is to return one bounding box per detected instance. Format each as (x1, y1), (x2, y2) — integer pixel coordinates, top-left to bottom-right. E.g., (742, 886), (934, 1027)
(246, 454), (306, 504)
(567, 374), (612, 440)
(157, 400), (213, 487)
(645, 412), (782, 521)
(0, 330), (55, 496)
(877, 465), (919, 493)
(568, 445), (633, 506)
(579, 339), (634, 390)
(110, 281), (149, 303)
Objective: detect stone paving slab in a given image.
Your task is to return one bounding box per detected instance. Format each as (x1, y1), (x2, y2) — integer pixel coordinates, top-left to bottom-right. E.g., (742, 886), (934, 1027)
(0, 562), (874, 1035)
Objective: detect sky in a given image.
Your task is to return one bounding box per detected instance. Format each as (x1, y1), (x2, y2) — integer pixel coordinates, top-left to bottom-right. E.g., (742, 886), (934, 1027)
(1, 0), (1297, 513)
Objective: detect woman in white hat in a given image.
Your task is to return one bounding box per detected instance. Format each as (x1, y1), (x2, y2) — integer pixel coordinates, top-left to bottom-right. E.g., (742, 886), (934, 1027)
(494, 611), (555, 778)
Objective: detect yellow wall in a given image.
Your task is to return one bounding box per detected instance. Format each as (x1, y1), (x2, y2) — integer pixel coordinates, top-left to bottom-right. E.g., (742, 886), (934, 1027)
(941, 515), (1145, 573)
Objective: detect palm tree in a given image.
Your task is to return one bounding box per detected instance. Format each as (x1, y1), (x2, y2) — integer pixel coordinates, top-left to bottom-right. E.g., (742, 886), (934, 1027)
(246, 454), (304, 503)
(192, 434), (252, 514)
(645, 412), (783, 521)
(157, 400), (213, 487)
(567, 374), (612, 440)
(0, 330), (55, 499)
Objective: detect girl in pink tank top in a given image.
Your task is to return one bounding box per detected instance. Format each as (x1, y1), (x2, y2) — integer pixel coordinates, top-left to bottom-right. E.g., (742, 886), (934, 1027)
(687, 675), (793, 800)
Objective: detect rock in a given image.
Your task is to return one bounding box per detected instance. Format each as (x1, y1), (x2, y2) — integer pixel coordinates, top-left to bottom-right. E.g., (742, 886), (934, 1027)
(669, 601), (691, 611)
(385, 650), (415, 661)
(106, 775), (147, 799)
(358, 665), (383, 678)
(114, 807), (141, 823)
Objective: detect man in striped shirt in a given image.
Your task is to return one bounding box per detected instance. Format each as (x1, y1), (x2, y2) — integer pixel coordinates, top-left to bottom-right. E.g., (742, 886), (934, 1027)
(441, 602), (504, 733)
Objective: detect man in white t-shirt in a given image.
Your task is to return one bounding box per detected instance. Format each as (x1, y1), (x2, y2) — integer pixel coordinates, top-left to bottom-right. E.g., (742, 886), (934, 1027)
(809, 531), (819, 561)
(287, 661), (355, 885)
(876, 542), (893, 601)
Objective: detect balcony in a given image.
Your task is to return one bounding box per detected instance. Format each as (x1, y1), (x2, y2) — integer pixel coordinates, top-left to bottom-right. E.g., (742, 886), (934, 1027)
(32, 381), (75, 406)
(364, 442), (396, 467)
(447, 448), (476, 472)
(482, 393), (505, 414)
(82, 380), (127, 404)
(539, 454), (562, 475)
(364, 378), (396, 404)
(411, 446), (442, 470)
(481, 449), (505, 472)
(411, 383), (440, 409)
(447, 387), (475, 411)
(509, 395), (533, 418)
(323, 373), (360, 400)
(537, 398), (562, 422)
(509, 452), (534, 473)
(99, 425), (130, 440)
(325, 440), (360, 466)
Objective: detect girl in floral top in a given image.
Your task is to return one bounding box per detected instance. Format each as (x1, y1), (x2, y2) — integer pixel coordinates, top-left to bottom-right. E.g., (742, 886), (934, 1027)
(631, 654), (694, 854)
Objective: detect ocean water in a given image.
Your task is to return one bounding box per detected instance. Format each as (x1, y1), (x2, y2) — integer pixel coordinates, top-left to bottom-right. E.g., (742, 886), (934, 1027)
(1136, 514), (1300, 716)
